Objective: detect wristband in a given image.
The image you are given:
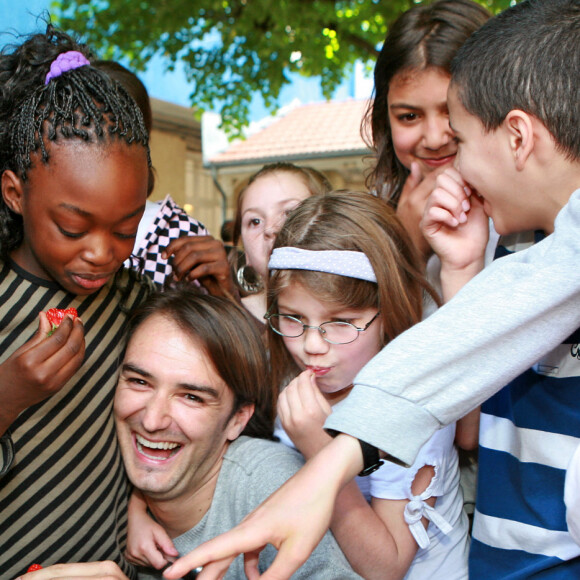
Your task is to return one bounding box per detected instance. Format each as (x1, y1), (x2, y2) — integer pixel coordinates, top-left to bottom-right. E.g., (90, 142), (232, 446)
(358, 439), (384, 477)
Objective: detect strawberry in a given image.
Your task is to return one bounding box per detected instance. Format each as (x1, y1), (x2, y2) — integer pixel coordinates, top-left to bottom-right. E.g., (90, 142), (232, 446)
(46, 307), (78, 336)
(27, 564), (43, 572)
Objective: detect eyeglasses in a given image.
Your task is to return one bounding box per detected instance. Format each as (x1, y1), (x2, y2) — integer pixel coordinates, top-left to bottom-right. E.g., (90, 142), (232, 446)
(264, 311), (380, 345)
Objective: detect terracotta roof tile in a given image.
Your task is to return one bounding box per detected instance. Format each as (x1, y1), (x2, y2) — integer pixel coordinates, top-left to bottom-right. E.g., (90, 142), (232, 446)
(210, 99), (371, 166)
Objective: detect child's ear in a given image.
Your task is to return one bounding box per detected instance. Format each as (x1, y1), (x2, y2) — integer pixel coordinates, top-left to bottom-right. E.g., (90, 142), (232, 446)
(1, 170), (25, 215)
(225, 403), (255, 441)
(504, 110), (535, 171)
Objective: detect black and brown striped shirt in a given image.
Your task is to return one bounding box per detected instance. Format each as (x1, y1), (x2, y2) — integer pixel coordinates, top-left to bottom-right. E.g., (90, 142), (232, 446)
(0, 260), (152, 578)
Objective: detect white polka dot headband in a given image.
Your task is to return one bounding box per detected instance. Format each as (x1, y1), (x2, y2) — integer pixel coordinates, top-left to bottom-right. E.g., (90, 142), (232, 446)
(268, 247), (377, 283)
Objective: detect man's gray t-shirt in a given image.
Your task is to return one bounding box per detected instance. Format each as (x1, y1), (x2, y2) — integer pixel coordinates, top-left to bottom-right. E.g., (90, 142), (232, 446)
(139, 436), (361, 579)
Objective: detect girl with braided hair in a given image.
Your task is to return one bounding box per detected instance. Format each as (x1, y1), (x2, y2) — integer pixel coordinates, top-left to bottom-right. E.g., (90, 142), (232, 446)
(0, 25), (153, 579)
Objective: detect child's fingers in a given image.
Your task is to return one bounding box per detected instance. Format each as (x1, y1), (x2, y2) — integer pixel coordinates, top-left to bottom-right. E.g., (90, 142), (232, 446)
(279, 379), (305, 421)
(171, 248), (226, 278)
(187, 557), (235, 580)
(288, 371), (319, 410)
(422, 180), (472, 235)
(164, 546), (238, 580)
(298, 372), (330, 415)
(16, 312), (62, 355)
(153, 528), (180, 559)
(278, 377), (312, 437)
(434, 171), (469, 200)
(183, 262), (235, 295)
(436, 166), (468, 189)
(165, 236), (227, 272)
(3, 317), (85, 405)
(166, 437), (348, 580)
(402, 162), (423, 193)
(243, 549), (263, 580)
(163, 235), (218, 258)
(426, 177), (471, 226)
(35, 324), (85, 400)
(308, 374), (332, 415)
(24, 315), (84, 360)
(166, 237), (236, 297)
(51, 343), (86, 391)
(423, 204), (463, 232)
(143, 549), (172, 571)
(162, 234), (197, 259)
(37, 311), (52, 338)
(43, 318), (86, 380)
(432, 169), (473, 211)
(125, 552), (157, 568)
(163, 525), (274, 580)
(257, 541), (313, 580)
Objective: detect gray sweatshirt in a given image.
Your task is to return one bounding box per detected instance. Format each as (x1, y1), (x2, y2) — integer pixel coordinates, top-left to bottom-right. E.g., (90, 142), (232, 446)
(326, 188), (580, 467)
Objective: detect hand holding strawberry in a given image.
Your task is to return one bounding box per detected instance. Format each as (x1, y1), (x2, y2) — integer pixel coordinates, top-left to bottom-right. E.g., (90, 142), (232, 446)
(46, 308), (78, 336)
(0, 309), (85, 435)
(27, 564), (43, 572)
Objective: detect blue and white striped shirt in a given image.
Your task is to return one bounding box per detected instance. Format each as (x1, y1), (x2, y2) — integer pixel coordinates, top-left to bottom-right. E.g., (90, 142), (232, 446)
(470, 232), (580, 578)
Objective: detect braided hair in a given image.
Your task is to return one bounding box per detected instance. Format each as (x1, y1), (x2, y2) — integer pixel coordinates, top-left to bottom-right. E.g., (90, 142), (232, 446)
(0, 24), (151, 259)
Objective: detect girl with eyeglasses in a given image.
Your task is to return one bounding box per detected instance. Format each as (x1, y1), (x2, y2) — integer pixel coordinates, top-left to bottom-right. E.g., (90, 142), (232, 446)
(266, 191), (470, 580)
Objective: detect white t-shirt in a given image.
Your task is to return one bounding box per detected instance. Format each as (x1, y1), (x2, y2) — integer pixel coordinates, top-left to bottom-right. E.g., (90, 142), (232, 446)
(274, 419), (469, 579)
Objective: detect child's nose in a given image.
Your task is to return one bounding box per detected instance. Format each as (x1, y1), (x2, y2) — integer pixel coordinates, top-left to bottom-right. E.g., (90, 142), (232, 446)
(424, 115), (452, 150)
(303, 326), (330, 354)
(263, 224), (278, 240)
(264, 217), (283, 240)
(82, 234), (115, 266)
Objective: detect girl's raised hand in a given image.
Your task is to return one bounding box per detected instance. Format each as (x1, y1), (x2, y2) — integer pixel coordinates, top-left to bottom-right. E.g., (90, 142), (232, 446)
(163, 235), (238, 300)
(397, 162), (451, 261)
(277, 371), (333, 458)
(0, 312), (85, 435)
(421, 167), (489, 301)
(421, 167), (489, 264)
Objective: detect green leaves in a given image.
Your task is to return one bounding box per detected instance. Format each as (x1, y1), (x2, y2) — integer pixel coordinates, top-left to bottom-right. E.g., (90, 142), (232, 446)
(52, 0), (517, 135)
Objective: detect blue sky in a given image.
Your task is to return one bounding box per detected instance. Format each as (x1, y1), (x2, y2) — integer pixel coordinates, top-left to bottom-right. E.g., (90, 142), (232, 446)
(2, 0), (373, 123)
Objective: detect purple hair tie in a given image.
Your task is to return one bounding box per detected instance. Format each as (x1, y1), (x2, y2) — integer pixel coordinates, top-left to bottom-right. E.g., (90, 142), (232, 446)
(45, 51), (90, 85)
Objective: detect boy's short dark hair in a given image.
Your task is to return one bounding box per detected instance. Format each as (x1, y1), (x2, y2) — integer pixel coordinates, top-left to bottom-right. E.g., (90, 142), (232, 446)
(451, 0), (580, 161)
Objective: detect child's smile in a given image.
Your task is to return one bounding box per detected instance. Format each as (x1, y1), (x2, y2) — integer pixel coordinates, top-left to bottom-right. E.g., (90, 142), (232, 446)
(388, 67), (457, 177)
